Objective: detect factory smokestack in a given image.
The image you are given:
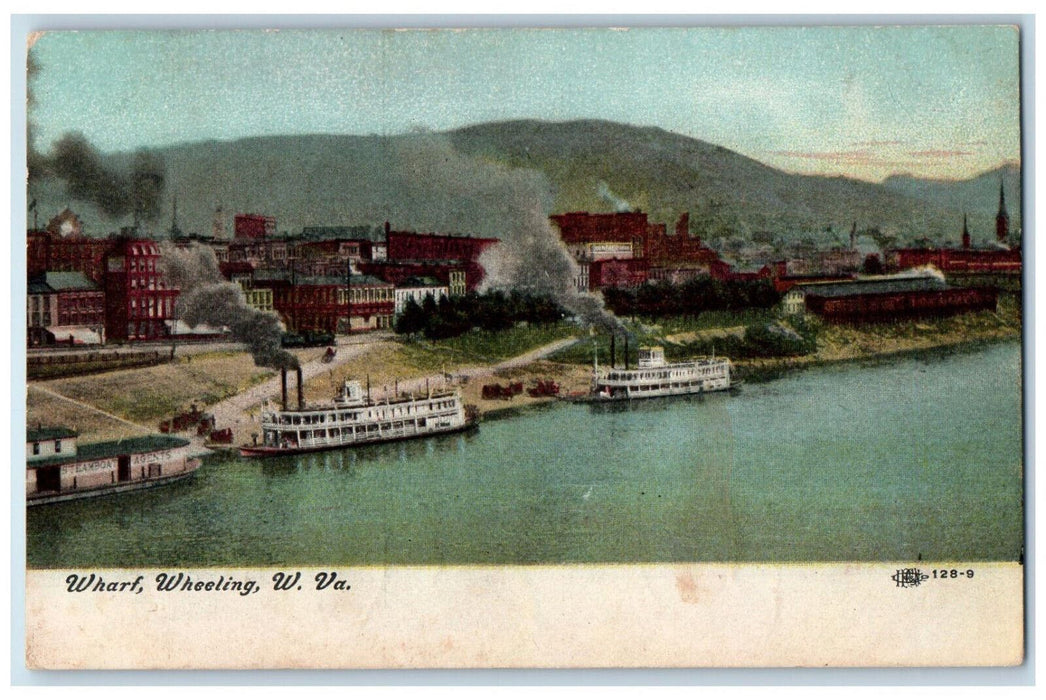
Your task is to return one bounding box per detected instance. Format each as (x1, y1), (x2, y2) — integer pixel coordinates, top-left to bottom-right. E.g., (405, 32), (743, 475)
(281, 368), (288, 412)
(297, 368), (305, 410)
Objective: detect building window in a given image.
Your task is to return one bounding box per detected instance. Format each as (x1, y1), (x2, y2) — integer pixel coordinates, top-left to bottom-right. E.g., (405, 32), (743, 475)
(54, 440), (62, 452)
(32, 442), (40, 455)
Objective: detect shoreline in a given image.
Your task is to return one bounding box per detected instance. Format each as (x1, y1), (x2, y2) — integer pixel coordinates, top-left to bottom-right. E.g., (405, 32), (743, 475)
(735, 332), (1020, 384)
(450, 328), (1023, 422)
(26, 313), (1022, 445)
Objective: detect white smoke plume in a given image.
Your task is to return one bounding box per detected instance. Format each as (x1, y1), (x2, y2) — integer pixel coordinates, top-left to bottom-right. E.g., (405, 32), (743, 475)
(377, 134), (626, 332)
(884, 264), (947, 283)
(597, 181), (633, 213)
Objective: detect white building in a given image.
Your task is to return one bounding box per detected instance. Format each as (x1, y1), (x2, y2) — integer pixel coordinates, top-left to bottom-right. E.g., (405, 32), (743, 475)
(394, 276), (449, 316)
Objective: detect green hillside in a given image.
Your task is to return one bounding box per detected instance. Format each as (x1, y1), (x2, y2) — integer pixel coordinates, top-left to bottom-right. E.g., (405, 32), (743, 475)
(27, 120), (1018, 250)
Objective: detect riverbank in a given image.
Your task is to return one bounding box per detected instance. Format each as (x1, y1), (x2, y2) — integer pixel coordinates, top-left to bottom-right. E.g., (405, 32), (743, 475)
(25, 300), (1021, 446)
(736, 302), (1021, 381)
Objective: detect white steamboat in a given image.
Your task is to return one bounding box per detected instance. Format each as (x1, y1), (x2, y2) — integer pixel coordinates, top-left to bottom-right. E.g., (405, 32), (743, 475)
(590, 346), (736, 401)
(240, 372), (477, 458)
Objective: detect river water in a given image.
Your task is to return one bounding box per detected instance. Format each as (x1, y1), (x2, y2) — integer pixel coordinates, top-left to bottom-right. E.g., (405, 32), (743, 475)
(28, 342), (1023, 567)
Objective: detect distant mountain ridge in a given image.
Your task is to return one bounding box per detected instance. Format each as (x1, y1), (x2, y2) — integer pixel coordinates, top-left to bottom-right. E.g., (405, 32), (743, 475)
(28, 119), (1021, 249)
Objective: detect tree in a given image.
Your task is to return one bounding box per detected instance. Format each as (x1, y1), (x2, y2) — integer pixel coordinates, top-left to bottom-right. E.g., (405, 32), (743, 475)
(394, 298), (426, 338)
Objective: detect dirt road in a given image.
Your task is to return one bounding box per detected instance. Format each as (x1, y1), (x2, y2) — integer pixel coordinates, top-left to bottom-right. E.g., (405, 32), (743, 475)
(203, 335), (582, 449)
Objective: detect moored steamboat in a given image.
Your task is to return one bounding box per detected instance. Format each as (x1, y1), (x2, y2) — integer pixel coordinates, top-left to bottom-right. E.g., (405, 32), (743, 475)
(585, 338), (738, 402)
(239, 367), (477, 458)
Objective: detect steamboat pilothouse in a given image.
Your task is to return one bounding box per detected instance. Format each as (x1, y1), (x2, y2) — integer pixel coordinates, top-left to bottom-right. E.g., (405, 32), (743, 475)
(240, 367), (477, 457)
(589, 342), (737, 401)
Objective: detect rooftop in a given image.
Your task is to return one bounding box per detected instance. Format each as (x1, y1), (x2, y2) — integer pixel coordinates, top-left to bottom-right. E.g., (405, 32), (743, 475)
(28, 272), (100, 294)
(27, 435), (191, 469)
(396, 276), (445, 288)
(27, 426), (79, 442)
(797, 275), (948, 298)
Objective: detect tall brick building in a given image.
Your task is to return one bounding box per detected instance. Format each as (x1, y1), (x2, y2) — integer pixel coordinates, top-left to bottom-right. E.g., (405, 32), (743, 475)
(103, 238), (179, 341)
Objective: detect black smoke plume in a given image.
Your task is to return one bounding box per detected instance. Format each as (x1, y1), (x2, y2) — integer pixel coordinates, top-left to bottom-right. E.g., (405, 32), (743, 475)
(159, 242), (298, 369)
(44, 132), (166, 225)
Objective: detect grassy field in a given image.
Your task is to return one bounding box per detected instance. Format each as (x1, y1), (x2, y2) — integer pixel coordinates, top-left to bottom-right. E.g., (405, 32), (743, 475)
(25, 385), (156, 442)
(639, 309), (777, 336)
(33, 351), (274, 427)
(396, 323), (579, 371)
(27, 347), (325, 433)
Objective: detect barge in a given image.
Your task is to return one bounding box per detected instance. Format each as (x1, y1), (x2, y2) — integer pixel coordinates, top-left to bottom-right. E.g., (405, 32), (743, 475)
(27, 428), (200, 506)
(239, 368), (477, 458)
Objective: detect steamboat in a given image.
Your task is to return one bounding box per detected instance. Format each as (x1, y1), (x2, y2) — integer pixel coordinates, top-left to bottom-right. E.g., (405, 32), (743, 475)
(239, 367), (477, 458)
(584, 336), (738, 402)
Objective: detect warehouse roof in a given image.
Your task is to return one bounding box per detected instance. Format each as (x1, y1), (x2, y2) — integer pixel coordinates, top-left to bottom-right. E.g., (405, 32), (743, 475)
(796, 275), (948, 298)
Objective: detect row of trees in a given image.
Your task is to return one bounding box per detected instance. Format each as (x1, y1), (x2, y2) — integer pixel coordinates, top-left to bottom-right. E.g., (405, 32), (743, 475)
(394, 290), (566, 340)
(602, 278), (781, 318)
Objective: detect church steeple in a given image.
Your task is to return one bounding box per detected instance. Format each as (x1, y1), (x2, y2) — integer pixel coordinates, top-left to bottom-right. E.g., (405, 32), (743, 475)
(996, 180), (1010, 242)
(962, 213), (971, 249)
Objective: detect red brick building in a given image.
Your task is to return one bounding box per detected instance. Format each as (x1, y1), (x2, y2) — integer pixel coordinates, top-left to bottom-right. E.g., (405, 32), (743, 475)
(378, 222), (497, 293)
(27, 229), (112, 284)
(550, 211), (720, 265)
(234, 213), (277, 240)
(550, 211), (724, 291)
(587, 258), (650, 290)
(103, 238), (179, 341)
(886, 212), (1022, 276)
(799, 276), (997, 323)
(386, 229), (498, 263)
(27, 272), (106, 346)
(252, 271), (394, 334)
(358, 261), (468, 296)
(885, 246), (1022, 275)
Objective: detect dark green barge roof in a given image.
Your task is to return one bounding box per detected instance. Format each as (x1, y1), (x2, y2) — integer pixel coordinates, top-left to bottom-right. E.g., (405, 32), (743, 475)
(27, 435), (191, 469)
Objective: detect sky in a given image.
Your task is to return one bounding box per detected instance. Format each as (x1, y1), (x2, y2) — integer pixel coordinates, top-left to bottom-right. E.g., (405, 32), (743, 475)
(26, 25), (1021, 182)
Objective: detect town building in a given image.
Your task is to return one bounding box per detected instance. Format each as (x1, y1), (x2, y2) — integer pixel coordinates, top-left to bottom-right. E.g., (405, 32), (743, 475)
(26, 426), (79, 462)
(234, 213), (277, 239)
(792, 274), (997, 323)
(27, 271), (106, 346)
(103, 237), (179, 341)
(394, 276), (449, 316)
(378, 223), (498, 292)
(587, 258), (650, 290)
(551, 211), (724, 290)
(252, 271), (394, 334)
(885, 246), (1022, 275)
(27, 228), (112, 284)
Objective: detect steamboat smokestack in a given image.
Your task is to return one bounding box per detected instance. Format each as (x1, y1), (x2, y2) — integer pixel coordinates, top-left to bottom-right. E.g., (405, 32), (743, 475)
(281, 368), (288, 412)
(297, 367), (305, 410)
(610, 334), (616, 369)
(624, 335), (629, 370)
